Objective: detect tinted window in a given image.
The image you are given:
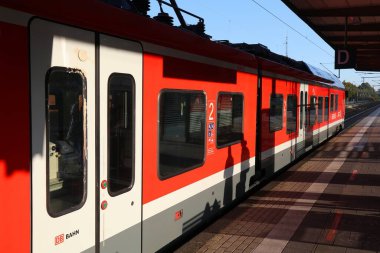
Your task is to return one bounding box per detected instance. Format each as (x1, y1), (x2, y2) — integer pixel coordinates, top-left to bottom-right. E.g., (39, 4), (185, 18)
(108, 74), (134, 195)
(270, 94), (283, 132)
(217, 93), (243, 147)
(330, 94), (334, 112)
(159, 91), (205, 179)
(300, 91), (304, 129)
(324, 97), (329, 122)
(286, 95), (297, 133)
(318, 97), (323, 123)
(47, 67), (86, 216)
(310, 96), (316, 126)
(305, 92), (308, 126)
(335, 94), (339, 111)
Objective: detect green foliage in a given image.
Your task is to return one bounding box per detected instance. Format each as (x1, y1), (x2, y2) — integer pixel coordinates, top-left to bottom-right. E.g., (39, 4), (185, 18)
(343, 81), (358, 100)
(360, 82), (373, 90)
(343, 81), (380, 101)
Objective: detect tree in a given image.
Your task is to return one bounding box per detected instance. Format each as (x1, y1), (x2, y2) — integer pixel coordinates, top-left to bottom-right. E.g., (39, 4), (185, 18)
(342, 81), (379, 102)
(359, 82), (373, 91)
(343, 81), (358, 101)
(358, 82), (379, 101)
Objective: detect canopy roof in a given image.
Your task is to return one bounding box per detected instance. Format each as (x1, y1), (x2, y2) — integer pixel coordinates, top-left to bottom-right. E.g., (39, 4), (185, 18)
(282, 0), (380, 71)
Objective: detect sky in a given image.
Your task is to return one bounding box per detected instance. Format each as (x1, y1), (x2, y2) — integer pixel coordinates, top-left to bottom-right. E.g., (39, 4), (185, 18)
(148, 0), (374, 87)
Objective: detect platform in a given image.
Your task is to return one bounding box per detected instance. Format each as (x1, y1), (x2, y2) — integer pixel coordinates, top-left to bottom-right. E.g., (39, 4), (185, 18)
(175, 107), (380, 253)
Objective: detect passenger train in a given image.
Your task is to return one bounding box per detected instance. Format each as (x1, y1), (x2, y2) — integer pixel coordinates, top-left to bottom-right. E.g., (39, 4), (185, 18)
(0, 0), (345, 252)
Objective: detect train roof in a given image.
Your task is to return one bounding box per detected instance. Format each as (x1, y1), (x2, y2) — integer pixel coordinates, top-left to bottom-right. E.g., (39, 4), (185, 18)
(225, 42), (344, 88)
(1, 0), (257, 67)
(2, 0), (340, 86)
(304, 63), (345, 89)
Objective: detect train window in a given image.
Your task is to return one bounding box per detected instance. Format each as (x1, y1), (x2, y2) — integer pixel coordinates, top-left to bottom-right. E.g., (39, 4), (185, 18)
(270, 94), (283, 132)
(108, 74), (134, 196)
(159, 91), (205, 179)
(330, 94), (334, 112)
(318, 97), (323, 123)
(300, 91), (304, 129)
(305, 92), (308, 125)
(324, 97), (329, 122)
(286, 95), (297, 134)
(310, 96), (316, 126)
(46, 67), (86, 217)
(217, 93), (244, 147)
(335, 94), (339, 111)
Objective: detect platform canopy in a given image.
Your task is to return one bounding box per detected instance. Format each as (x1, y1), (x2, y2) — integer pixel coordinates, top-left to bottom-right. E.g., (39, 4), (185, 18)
(282, 0), (380, 71)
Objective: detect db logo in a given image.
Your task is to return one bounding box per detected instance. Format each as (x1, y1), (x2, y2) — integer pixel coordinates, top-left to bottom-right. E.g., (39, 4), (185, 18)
(55, 234), (64, 245)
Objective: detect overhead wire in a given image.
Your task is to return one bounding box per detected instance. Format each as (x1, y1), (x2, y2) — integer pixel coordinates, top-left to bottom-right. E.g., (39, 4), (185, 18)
(247, 0), (333, 57)
(320, 63), (336, 76)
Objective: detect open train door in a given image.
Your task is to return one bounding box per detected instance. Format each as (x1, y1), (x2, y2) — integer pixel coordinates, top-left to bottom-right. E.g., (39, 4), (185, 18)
(98, 34), (143, 252)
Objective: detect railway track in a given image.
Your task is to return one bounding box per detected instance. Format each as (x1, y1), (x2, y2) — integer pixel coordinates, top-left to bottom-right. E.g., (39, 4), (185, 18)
(344, 103), (380, 129)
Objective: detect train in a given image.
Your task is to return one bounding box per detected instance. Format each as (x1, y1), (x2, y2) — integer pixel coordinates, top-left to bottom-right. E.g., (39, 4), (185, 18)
(0, 0), (345, 252)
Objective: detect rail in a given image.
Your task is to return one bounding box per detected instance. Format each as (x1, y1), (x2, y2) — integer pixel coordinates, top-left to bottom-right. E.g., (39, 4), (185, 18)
(344, 103), (380, 130)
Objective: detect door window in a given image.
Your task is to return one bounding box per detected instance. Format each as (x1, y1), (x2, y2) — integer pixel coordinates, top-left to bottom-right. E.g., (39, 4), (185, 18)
(318, 97), (323, 123)
(108, 74), (135, 196)
(310, 96), (316, 126)
(300, 91), (304, 129)
(324, 97), (329, 121)
(46, 67), (87, 217)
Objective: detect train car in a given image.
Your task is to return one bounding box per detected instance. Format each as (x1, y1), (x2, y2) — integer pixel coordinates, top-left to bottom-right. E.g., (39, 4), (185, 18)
(258, 60), (345, 176)
(0, 1), (345, 252)
(259, 73), (345, 176)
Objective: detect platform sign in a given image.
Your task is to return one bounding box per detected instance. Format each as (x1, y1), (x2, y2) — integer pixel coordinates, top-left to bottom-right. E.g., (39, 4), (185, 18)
(335, 48), (356, 69)
(207, 100), (216, 155)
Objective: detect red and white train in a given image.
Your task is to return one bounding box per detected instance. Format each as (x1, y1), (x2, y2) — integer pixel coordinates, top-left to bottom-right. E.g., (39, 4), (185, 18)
(0, 1), (345, 252)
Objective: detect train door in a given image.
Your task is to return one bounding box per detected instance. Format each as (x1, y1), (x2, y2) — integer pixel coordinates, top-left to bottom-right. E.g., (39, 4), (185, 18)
(296, 83), (307, 157)
(31, 19), (96, 253)
(305, 91), (314, 151)
(287, 82), (298, 162)
(31, 19), (143, 253)
(98, 34), (142, 252)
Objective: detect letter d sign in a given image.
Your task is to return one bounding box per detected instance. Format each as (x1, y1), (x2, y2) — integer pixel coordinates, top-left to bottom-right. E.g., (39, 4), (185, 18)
(335, 48), (356, 69)
(338, 50), (349, 64)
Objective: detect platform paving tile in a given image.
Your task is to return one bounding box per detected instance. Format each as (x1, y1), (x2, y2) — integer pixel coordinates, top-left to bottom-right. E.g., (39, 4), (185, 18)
(346, 249), (377, 253)
(175, 109), (380, 253)
(314, 245), (347, 253)
(282, 241), (316, 253)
